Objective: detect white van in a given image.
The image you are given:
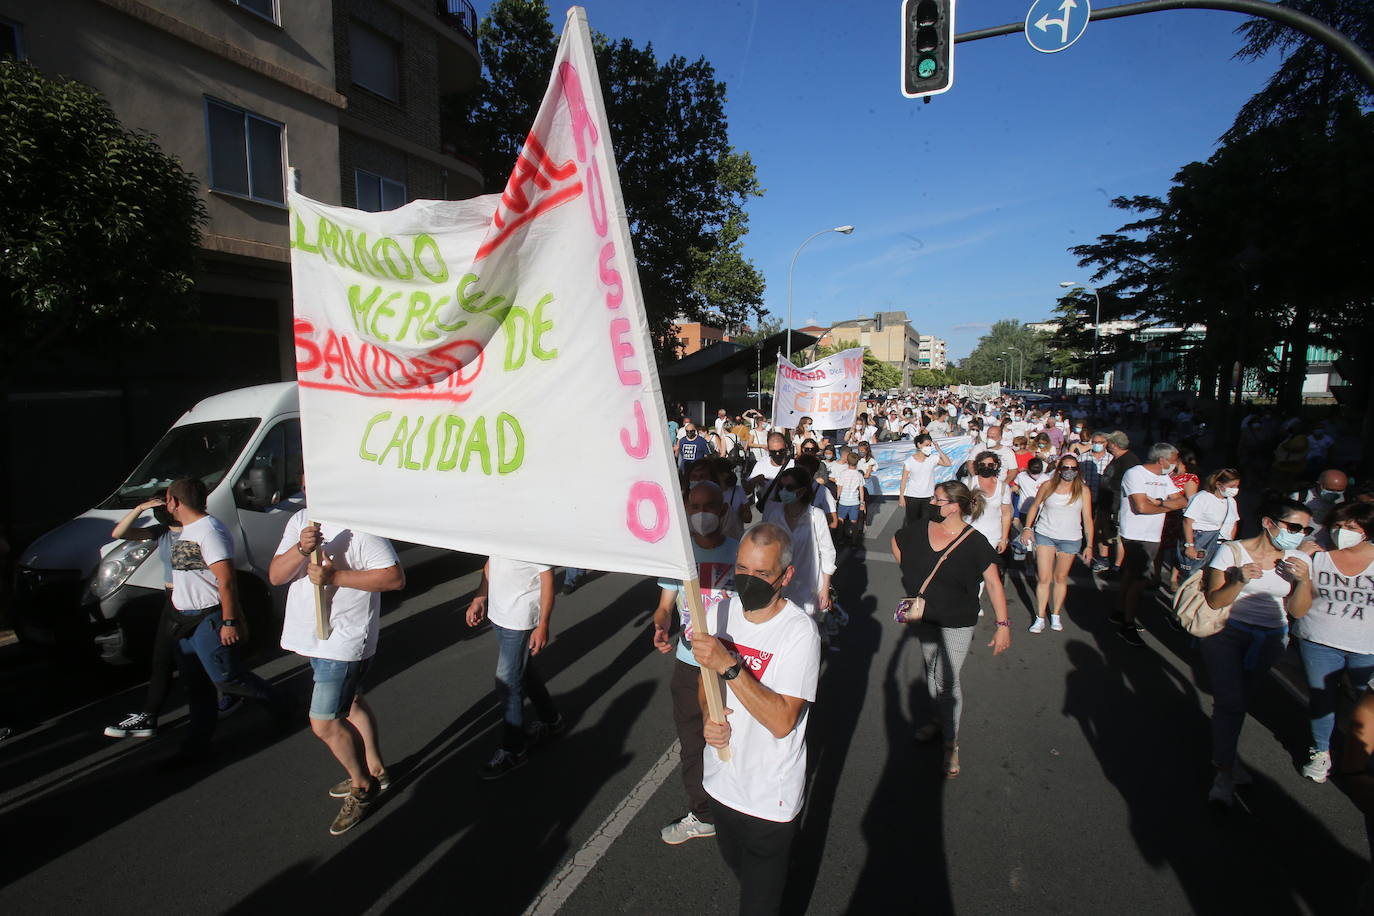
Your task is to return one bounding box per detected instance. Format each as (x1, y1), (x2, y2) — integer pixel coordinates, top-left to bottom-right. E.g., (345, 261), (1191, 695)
(13, 383), (304, 664)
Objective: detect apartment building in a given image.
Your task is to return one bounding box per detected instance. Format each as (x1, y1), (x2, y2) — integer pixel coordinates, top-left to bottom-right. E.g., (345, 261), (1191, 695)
(673, 321), (729, 356)
(828, 312), (921, 377)
(2, 0), (482, 539)
(917, 334), (947, 371)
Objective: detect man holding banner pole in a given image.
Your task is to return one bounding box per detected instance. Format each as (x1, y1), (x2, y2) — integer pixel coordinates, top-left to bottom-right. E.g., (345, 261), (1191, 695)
(693, 523), (820, 916)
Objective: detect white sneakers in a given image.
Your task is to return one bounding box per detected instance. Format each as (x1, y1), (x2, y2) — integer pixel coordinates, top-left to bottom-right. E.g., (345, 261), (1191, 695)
(1302, 749), (1332, 784)
(661, 812), (716, 845)
(1050, 614), (1063, 631)
(1029, 615), (1064, 634)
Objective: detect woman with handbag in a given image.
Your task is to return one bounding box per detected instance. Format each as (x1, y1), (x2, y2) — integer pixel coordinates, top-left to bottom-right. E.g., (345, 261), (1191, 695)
(1200, 496), (1314, 806)
(1178, 468), (1241, 577)
(891, 480), (1012, 778)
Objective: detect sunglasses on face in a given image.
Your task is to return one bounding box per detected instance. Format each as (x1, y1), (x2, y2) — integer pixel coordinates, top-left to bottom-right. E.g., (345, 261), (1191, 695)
(1270, 518), (1315, 536)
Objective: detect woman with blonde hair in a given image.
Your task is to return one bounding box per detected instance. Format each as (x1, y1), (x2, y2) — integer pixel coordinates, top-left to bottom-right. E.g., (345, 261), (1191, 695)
(1021, 454), (1094, 632)
(892, 480), (1012, 777)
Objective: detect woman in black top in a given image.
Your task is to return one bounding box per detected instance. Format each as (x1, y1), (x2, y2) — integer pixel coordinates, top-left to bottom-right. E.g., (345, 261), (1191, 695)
(892, 480), (1013, 777)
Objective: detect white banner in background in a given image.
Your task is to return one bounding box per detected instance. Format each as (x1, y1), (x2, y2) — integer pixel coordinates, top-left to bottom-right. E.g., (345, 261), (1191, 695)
(287, 8), (694, 582)
(959, 383), (1002, 401)
(770, 348), (864, 430)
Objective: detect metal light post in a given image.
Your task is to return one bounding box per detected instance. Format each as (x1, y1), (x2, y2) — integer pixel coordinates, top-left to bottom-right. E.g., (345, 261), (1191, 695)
(787, 225), (855, 356)
(1061, 281), (1101, 409)
(1005, 346), (1024, 390)
(996, 356), (1007, 388)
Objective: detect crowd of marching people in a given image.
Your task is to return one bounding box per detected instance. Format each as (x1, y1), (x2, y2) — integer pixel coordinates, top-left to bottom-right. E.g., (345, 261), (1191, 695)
(90, 385), (1374, 914)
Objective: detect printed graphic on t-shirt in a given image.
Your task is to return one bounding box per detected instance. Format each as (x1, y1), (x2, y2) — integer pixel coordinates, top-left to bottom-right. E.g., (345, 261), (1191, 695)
(1313, 568), (1374, 620)
(171, 540), (209, 571)
(682, 560), (735, 648)
(719, 637), (774, 679)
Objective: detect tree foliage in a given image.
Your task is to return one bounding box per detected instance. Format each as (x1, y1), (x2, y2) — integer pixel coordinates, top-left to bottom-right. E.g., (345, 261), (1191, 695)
(821, 340), (902, 391)
(1226, 0), (1374, 140)
(0, 61), (206, 371)
(446, 0), (766, 354)
(961, 321), (1051, 387)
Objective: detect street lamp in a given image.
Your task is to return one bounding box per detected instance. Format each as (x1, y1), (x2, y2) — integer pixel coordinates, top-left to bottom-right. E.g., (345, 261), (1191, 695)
(1004, 346), (1024, 390)
(1061, 281), (1102, 408)
(787, 225), (855, 356)
(996, 356), (1007, 388)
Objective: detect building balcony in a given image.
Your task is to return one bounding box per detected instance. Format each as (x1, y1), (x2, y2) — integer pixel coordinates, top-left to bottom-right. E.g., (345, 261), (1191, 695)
(433, 0), (481, 95)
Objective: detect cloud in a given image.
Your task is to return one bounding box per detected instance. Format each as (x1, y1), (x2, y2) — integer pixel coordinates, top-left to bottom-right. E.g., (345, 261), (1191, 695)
(951, 322), (992, 331)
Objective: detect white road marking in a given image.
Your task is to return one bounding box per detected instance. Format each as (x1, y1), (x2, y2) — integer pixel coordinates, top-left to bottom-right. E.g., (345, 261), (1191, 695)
(523, 739), (681, 915)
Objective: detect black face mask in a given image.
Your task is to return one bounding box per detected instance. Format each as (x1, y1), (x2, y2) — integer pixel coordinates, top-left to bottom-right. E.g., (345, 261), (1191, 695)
(921, 502), (945, 522)
(736, 571), (785, 612)
(976, 465), (998, 478)
(769, 449), (787, 462)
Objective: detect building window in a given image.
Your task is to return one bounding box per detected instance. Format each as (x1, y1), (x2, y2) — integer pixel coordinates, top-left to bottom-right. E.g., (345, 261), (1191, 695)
(205, 99), (285, 205)
(231, 0), (277, 24)
(355, 169), (407, 212)
(0, 17), (23, 59)
(350, 22), (400, 101)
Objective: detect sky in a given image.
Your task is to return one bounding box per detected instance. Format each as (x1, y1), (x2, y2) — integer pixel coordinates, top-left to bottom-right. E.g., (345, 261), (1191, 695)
(475, 1), (1280, 362)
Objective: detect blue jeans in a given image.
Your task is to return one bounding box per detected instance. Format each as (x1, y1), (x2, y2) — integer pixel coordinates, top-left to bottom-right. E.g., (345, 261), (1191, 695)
(492, 623), (558, 752)
(175, 610), (282, 746)
(1199, 621), (1287, 769)
(1177, 528), (1221, 577)
(1298, 639), (1374, 752)
(562, 567), (585, 586)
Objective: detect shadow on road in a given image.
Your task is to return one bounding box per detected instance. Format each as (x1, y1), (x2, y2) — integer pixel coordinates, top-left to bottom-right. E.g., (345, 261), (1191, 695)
(1062, 576), (1368, 915)
(220, 576), (662, 916)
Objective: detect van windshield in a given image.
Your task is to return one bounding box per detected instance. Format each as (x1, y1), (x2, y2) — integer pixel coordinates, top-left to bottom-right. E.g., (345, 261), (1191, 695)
(101, 419), (261, 509)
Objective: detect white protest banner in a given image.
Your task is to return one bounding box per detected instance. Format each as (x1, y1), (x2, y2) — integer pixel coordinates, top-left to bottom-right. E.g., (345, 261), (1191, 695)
(959, 383), (1002, 401)
(286, 8), (694, 584)
(770, 348), (864, 430)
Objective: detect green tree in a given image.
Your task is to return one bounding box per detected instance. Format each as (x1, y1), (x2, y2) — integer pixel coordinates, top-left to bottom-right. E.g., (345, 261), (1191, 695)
(819, 340), (901, 391)
(447, 0), (766, 354)
(962, 321), (1050, 387)
(0, 60), (206, 369)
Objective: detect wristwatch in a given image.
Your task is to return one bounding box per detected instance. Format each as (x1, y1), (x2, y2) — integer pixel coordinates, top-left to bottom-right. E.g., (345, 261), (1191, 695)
(721, 660), (743, 680)
(221, 619), (238, 628)
(297, 543), (311, 557)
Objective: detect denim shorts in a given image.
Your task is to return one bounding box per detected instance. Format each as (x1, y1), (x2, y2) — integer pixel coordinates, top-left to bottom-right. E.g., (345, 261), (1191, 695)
(837, 503), (862, 522)
(309, 657), (371, 719)
(1034, 532), (1082, 555)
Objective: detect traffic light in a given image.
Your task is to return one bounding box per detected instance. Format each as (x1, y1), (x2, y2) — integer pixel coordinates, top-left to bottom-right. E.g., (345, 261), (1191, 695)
(901, 0), (955, 99)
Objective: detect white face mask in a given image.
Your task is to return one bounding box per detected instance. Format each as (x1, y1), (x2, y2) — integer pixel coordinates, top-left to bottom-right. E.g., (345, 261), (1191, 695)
(689, 511), (721, 536)
(1161, 463), (1176, 475)
(1221, 487), (1239, 499)
(921, 446), (935, 456)
(1334, 528), (1367, 550)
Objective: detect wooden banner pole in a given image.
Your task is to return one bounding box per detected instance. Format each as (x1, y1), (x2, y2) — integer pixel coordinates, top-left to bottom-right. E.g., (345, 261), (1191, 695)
(309, 519), (331, 640)
(683, 576), (730, 762)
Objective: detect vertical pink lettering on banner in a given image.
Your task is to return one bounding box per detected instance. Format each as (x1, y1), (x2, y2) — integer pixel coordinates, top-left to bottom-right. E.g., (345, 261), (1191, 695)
(609, 318), (642, 386)
(584, 160), (608, 236)
(558, 62), (597, 163)
(599, 243), (623, 310)
(844, 357), (862, 378)
(620, 400), (650, 458)
(627, 481), (669, 543)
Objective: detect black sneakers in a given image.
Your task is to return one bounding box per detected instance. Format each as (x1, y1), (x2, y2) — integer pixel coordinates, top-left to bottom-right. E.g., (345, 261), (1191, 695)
(479, 748), (528, 780)
(1117, 626), (1147, 648)
(104, 712), (157, 738)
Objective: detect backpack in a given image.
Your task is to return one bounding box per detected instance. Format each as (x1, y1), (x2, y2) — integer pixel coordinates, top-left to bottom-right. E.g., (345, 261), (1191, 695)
(1172, 540), (1243, 637)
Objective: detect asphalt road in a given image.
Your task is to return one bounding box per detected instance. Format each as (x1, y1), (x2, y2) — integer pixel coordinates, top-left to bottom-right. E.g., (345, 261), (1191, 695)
(0, 499), (1368, 915)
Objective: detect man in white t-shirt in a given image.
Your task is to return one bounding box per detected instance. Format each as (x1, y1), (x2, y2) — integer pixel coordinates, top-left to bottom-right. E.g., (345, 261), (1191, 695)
(692, 524), (820, 916)
(162, 477), (287, 760)
(652, 482), (739, 846)
(270, 488), (404, 836)
(1113, 443), (1187, 646)
(466, 555), (563, 779)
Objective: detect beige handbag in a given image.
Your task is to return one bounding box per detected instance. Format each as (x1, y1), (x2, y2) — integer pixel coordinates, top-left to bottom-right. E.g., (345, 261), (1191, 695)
(1173, 541), (1243, 637)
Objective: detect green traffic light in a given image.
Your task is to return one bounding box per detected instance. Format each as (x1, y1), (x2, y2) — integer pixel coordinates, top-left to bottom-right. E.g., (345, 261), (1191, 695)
(917, 56), (937, 78)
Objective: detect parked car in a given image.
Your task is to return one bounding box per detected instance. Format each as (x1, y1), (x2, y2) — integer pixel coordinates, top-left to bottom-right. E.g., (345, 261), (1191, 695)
(13, 383), (304, 665)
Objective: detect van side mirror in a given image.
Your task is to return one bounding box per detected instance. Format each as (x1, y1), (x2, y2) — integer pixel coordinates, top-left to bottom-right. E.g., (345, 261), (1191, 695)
(237, 467), (280, 510)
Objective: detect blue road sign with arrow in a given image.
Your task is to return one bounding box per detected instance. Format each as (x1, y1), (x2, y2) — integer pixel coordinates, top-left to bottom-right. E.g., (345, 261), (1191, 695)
(1025, 0), (1091, 53)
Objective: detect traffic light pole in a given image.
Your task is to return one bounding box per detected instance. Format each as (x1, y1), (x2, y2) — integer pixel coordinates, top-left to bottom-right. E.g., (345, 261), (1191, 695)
(954, 0), (1374, 94)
